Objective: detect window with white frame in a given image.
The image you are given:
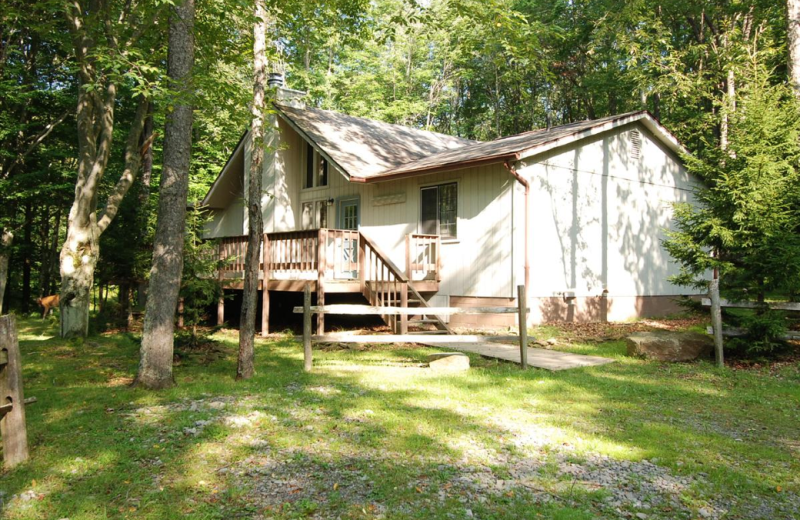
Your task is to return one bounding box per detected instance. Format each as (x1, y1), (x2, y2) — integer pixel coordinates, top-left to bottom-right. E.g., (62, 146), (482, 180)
(303, 143), (328, 189)
(420, 182), (457, 238)
(301, 200), (328, 230)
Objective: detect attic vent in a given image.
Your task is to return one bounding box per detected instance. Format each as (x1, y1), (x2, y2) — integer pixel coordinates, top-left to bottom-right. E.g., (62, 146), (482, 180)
(630, 129), (642, 159)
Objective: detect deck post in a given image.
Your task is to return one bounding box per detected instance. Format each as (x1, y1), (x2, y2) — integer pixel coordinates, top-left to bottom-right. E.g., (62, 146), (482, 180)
(517, 285), (528, 369)
(317, 228), (327, 334)
(303, 283), (313, 371)
(405, 234), (412, 279)
(435, 235), (442, 282)
(261, 233), (270, 337)
(358, 233), (366, 294)
(0, 315), (29, 467)
(709, 278), (724, 368)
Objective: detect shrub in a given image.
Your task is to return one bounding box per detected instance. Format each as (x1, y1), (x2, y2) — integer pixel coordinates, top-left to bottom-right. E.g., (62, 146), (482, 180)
(729, 309), (789, 356)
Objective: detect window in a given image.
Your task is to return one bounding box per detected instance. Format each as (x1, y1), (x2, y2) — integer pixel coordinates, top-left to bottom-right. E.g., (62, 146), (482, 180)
(301, 200), (328, 229)
(304, 143), (328, 189)
(420, 183), (457, 238)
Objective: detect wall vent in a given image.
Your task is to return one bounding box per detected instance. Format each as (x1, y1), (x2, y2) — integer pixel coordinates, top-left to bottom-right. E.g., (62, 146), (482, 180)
(630, 129), (642, 159)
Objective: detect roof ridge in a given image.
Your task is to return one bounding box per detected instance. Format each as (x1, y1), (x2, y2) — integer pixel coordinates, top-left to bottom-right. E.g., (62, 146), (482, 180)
(274, 102), (479, 145)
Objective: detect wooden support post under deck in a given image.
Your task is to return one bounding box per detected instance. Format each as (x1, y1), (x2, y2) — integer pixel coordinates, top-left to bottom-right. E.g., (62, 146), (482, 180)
(0, 315), (29, 468)
(216, 242), (224, 325)
(261, 233), (270, 337)
(303, 283), (312, 371)
(317, 228), (327, 334)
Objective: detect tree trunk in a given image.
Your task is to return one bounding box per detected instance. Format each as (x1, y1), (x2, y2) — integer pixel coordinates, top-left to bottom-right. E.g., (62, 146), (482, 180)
(21, 202), (32, 313)
(789, 0), (800, 98)
(237, 0), (269, 380)
(59, 214), (99, 338)
(135, 0), (195, 389)
(0, 230), (12, 314)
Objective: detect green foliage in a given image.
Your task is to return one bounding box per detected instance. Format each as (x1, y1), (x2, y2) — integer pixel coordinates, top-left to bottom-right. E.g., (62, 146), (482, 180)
(665, 69), (800, 296)
(179, 207), (224, 345)
(728, 309), (790, 356)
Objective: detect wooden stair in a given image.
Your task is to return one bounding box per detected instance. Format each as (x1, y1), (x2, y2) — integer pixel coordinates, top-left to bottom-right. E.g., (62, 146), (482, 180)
(359, 231), (453, 335)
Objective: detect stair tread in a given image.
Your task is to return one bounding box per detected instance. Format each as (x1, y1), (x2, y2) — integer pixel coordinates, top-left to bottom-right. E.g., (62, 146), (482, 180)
(407, 330), (449, 335)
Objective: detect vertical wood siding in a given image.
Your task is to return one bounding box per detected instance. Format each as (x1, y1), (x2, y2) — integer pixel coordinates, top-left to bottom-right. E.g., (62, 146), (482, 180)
(518, 122), (698, 299)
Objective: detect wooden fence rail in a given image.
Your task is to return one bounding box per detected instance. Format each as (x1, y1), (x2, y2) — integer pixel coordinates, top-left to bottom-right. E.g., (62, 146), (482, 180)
(702, 288), (800, 367)
(294, 284), (531, 371)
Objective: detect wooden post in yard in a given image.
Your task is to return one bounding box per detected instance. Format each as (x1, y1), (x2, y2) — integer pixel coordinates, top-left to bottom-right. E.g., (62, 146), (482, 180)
(0, 315), (29, 467)
(303, 283), (313, 371)
(709, 278), (724, 368)
(517, 285), (528, 369)
(261, 233), (270, 337)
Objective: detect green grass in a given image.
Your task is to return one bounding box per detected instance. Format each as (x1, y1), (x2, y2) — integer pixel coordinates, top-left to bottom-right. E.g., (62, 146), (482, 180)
(0, 316), (798, 519)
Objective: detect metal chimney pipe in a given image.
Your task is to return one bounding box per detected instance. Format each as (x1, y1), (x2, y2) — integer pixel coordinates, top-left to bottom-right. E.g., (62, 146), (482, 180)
(267, 72), (284, 88)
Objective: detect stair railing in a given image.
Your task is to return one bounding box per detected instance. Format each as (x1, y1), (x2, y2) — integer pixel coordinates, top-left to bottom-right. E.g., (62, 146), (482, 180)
(359, 231), (408, 333)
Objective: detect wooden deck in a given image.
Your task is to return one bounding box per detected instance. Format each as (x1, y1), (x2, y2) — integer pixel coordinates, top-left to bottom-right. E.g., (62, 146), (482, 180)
(212, 229), (448, 335)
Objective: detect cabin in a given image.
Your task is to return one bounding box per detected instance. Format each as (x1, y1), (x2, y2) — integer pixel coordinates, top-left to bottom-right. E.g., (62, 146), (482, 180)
(201, 86), (700, 335)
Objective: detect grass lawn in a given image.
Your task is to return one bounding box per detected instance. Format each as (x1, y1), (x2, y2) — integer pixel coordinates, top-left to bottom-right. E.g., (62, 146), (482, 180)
(0, 316), (798, 519)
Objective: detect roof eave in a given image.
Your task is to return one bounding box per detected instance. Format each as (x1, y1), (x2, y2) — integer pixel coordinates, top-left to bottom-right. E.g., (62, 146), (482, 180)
(354, 153), (520, 184)
(273, 103), (354, 181)
(517, 111), (688, 162)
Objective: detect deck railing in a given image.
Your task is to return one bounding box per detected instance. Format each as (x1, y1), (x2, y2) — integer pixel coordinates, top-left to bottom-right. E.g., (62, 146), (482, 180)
(216, 229), (438, 285)
(406, 233), (441, 281)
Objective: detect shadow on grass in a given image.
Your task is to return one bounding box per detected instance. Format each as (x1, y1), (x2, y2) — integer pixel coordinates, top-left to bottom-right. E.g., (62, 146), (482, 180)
(0, 317), (797, 519)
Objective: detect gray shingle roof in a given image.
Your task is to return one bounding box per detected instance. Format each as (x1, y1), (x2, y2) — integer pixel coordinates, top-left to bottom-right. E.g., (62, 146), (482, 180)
(376, 111), (653, 178)
(274, 104), (477, 179)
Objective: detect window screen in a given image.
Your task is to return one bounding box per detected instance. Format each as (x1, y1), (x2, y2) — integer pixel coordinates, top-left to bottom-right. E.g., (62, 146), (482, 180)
(420, 187), (438, 235)
(420, 183), (457, 238)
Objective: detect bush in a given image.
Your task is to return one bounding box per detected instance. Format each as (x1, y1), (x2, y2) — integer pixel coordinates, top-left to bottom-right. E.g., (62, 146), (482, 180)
(729, 309), (789, 356)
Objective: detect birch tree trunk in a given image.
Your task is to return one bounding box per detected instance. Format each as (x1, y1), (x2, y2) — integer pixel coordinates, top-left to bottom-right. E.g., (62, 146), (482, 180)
(59, 93), (149, 338)
(237, 0), (268, 380)
(136, 0), (195, 389)
(789, 0), (800, 97)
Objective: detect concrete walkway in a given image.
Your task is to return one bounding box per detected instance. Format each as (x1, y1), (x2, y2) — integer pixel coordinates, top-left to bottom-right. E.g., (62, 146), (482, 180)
(421, 340), (615, 371)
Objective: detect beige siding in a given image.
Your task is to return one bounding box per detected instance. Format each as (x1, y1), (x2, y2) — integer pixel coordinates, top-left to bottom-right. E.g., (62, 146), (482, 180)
(292, 158), (517, 299)
(205, 199), (245, 238)
(518, 122), (698, 306)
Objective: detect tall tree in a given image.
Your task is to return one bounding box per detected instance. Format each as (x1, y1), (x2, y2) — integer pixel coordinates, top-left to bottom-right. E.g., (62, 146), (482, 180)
(59, 1), (162, 337)
(237, 0), (268, 380)
(136, 0), (196, 389)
